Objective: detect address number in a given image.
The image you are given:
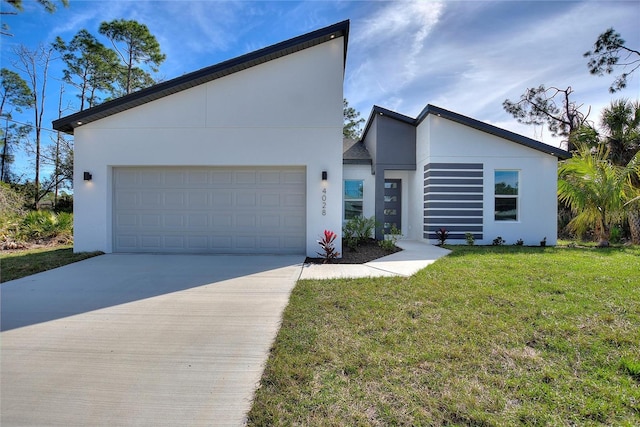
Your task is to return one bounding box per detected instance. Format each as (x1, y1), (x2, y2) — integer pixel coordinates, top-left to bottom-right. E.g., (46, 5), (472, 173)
(322, 187), (327, 216)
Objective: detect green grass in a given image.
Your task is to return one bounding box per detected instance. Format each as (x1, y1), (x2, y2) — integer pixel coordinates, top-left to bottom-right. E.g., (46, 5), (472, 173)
(248, 246), (640, 426)
(0, 246), (103, 282)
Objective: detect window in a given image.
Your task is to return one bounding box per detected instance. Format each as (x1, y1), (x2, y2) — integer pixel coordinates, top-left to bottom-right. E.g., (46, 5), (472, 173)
(344, 180), (363, 219)
(494, 170), (518, 221)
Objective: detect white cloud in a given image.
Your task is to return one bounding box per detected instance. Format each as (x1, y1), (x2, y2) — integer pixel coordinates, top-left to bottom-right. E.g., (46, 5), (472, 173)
(346, 1), (444, 110)
(346, 0), (639, 145)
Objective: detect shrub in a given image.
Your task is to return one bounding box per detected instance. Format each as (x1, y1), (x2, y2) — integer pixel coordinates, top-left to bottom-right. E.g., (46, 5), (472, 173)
(317, 230), (340, 263)
(379, 224), (402, 251)
(435, 227), (449, 245)
(540, 237), (547, 247)
(492, 236), (505, 246)
(343, 216), (377, 250)
(515, 238), (524, 246)
(0, 183), (26, 217)
(610, 226), (622, 244)
(465, 232), (475, 246)
(19, 211), (73, 241)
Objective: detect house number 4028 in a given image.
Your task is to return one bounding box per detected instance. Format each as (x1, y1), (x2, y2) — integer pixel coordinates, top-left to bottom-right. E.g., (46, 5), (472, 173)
(321, 187), (327, 216)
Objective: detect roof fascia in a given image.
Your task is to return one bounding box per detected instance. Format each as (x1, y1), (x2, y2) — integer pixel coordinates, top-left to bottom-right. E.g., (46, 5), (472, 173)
(54, 20), (350, 134)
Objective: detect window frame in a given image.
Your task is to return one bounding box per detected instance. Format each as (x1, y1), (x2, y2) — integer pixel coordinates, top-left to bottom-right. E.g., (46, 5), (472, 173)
(494, 170), (519, 222)
(343, 179), (364, 220)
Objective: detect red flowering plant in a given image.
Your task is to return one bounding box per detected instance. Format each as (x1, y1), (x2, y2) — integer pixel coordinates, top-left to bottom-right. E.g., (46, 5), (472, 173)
(317, 229), (340, 263)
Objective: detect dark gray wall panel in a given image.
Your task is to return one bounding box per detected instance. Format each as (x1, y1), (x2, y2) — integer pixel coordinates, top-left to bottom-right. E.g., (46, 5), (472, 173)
(425, 186), (483, 193)
(424, 178), (483, 186)
(426, 225), (483, 232)
(426, 232), (483, 240)
(424, 162), (484, 240)
(425, 210), (483, 217)
(425, 170), (483, 178)
(425, 194), (484, 201)
(422, 217), (483, 224)
(376, 115), (416, 169)
(425, 202), (484, 209)
(426, 163), (483, 170)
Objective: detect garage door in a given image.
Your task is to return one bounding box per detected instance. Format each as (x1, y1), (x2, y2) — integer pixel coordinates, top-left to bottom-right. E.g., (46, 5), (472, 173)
(113, 167), (306, 254)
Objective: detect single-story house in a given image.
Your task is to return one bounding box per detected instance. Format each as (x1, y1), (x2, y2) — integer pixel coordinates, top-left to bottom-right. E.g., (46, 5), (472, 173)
(53, 20), (570, 257)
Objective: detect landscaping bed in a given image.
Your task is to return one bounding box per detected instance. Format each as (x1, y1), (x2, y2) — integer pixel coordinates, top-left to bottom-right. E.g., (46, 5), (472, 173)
(304, 238), (401, 264)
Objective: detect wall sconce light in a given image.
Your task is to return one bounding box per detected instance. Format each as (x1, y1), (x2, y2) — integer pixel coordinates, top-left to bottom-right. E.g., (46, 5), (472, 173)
(83, 172), (92, 181)
(322, 171), (328, 181)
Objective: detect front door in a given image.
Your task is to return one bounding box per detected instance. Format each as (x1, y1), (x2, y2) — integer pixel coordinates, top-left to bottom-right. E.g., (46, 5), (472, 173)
(383, 179), (401, 234)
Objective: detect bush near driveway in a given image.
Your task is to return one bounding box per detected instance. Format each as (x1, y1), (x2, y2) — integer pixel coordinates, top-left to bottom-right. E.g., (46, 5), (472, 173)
(248, 246), (640, 426)
(1, 211), (74, 249)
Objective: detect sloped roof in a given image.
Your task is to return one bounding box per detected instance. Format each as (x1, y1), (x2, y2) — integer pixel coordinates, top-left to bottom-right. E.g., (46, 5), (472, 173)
(53, 20), (350, 134)
(360, 104), (571, 160)
(343, 138), (371, 164)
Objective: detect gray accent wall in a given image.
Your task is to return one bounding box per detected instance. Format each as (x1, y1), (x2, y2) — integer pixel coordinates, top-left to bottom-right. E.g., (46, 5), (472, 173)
(363, 113), (416, 240)
(424, 163), (484, 240)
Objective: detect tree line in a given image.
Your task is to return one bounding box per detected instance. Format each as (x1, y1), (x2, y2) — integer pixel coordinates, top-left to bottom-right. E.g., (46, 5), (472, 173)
(1, 1), (165, 210)
(503, 28), (640, 245)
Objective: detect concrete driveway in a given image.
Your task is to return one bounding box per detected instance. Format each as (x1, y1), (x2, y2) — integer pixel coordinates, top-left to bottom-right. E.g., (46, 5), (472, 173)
(1, 253), (304, 426)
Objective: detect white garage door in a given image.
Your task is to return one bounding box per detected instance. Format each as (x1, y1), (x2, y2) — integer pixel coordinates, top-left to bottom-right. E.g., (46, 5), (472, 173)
(113, 167), (306, 254)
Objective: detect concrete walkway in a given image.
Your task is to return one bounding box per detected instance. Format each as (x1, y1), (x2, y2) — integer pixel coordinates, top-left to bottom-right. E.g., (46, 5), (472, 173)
(1, 254), (303, 427)
(1, 242), (448, 426)
(300, 240), (451, 280)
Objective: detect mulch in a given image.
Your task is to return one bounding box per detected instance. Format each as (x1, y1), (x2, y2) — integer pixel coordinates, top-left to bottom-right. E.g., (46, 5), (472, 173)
(305, 238), (401, 264)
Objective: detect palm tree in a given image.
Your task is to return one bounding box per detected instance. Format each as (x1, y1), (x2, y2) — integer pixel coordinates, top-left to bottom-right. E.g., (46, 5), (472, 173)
(600, 99), (640, 243)
(600, 99), (640, 166)
(558, 141), (639, 246)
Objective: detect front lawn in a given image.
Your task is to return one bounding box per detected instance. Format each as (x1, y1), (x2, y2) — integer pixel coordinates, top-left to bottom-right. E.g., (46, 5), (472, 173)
(0, 246), (103, 283)
(248, 246), (640, 426)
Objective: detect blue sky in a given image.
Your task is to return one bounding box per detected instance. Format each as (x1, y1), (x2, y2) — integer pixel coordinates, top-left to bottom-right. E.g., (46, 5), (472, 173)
(1, 0), (639, 179)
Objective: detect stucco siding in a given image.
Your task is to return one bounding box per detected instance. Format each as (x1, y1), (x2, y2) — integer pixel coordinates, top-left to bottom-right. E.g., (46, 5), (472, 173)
(416, 115), (559, 246)
(73, 39), (344, 256)
(343, 164), (375, 221)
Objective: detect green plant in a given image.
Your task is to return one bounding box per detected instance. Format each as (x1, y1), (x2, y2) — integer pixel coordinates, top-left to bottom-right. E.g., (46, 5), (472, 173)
(492, 236), (505, 246)
(0, 183), (27, 217)
(19, 211), (73, 240)
(610, 226), (622, 243)
(317, 230), (340, 263)
(465, 232), (475, 246)
(435, 227), (449, 245)
(558, 141), (640, 246)
(342, 216), (377, 250)
(379, 224), (402, 251)
(515, 238), (524, 246)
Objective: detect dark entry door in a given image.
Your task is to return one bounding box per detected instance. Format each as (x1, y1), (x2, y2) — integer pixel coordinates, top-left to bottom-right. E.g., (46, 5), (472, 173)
(383, 179), (401, 234)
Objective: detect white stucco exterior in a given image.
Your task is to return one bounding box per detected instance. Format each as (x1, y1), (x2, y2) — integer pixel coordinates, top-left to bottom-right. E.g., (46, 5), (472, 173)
(348, 107), (562, 246)
(414, 114), (559, 246)
(343, 164), (376, 220)
(63, 21), (564, 255)
(72, 37), (344, 256)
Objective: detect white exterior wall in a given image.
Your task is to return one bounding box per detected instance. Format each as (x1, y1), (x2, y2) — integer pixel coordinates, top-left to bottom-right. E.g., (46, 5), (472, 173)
(73, 39), (344, 256)
(415, 115), (559, 246)
(342, 164), (375, 221)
